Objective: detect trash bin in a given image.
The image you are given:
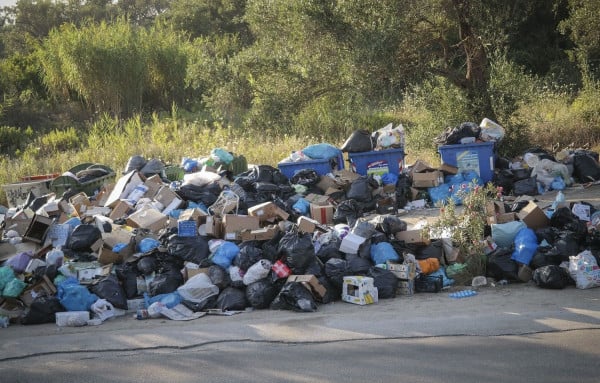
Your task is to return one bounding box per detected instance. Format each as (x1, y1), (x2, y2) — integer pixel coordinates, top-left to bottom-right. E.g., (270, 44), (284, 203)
(50, 164), (115, 196)
(438, 142), (495, 183)
(278, 153), (344, 179)
(348, 148), (405, 176)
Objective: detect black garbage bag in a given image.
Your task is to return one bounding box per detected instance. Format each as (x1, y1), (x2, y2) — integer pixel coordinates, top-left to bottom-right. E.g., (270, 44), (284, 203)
(67, 224), (102, 252)
(340, 130), (375, 153)
(182, 295), (217, 312)
(493, 169), (515, 195)
(114, 263), (139, 299)
(137, 255), (158, 275)
(486, 247), (519, 281)
(89, 275), (128, 309)
(532, 265), (572, 289)
(262, 231), (285, 263)
(207, 265), (231, 290)
(325, 257), (350, 295)
(414, 274), (443, 293)
(316, 236), (343, 263)
(246, 278), (281, 309)
(550, 208), (588, 240)
(346, 176), (378, 202)
(176, 183), (219, 206)
(525, 147), (556, 162)
(290, 169), (320, 186)
(140, 158), (165, 177)
(235, 245), (264, 271)
(148, 268), (184, 296)
(535, 227), (561, 245)
(554, 231), (581, 258)
(216, 287), (248, 311)
(32, 264), (58, 283)
(370, 214), (407, 236)
(434, 122), (481, 145)
(21, 295), (64, 325)
(415, 240), (444, 260)
(167, 235), (209, 265)
(572, 152), (600, 183)
(270, 282), (317, 312)
(395, 174), (412, 209)
(248, 165), (288, 184)
(513, 177), (538, 196)
(352, 219), (377, 238)
(367, 267), (398, 299)
(347, 254), (373, 275)
(530, 247), (564, 269)
(124, 155), (147, 173)
(278, 229), (316, 274)
(333, 199), (362, 227)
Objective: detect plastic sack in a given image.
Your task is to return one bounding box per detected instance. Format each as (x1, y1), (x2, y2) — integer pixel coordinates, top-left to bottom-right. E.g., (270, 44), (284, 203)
(243, 259), (272, 285)
(374, 123), (405, 149)
(418, 257), (440, 275)
(5, 251), (32, 274)
(568, 250), (600, 289)
(572, 153), (600, 183)
(90, 299), (116, 322)
(216, 287), (248, 311)
(290, 169), (320, 186)
(340, 130), (375, 153)
(532, 265), (572, 289)
(207, 265), (230, 290)
(292, 198), (310, 215)
(211, 148), (234, 165)
(434, 122), (481, 146)
(428, 267), (454, 287)
(511, 228), (538, 265)
(183, 170), (222, 187)
(57, 277), (99, 311)
(144, 291), (182, 309)
(138, 238), (161, 253)
(3, 277), (26, 298)
(124, 155), (147, 173)
(168, 235), (210, 265)
(333, 199), (362, 227)
(513, 177), (538, 196)
(301, 143), (341, 160)
(21, 295), (64, 325)
(246, 278), (280, 309)
(367, 267), (398, 299)
(89, 275), (128, 309)
(491, 221), (527, 248)
(346, 176), (377, 202)
(210, 241), (240, 269)
(278, 229), (315, 274)
(148, 268), (184, 296)
(370, 242), (400, 265)
(235, 245), (264, 271)
(177, 273), (220, 303)
(370, 214), (407, 236)
(486, 247), (519, 281)
(140, 158), (165, 176)
(67, 224), (102, 252)
(270, 281), (317, 312)
(479, 118), (505, 142)
(428, 184), (451, 205)
(229, 266), (245, 288)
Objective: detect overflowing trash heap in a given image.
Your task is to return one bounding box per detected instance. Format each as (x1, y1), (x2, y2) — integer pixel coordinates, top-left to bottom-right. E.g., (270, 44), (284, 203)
(1, 119), (600, 327)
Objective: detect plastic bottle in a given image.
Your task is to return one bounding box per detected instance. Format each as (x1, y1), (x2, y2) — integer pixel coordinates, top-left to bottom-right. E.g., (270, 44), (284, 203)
(46, 247), (64, 266)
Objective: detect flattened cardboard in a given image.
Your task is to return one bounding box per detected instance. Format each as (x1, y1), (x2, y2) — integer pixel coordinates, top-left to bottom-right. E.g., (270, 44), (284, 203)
(304, 193), (331, 206)
(104, 171), (144, 208)
(240, 225), (279, 241)
(287, 274), (327, 300)
(247, 202), (289, 222)
(19, 275), (57, 307)
(438, 163), (458, 175)
(297, 216), (329, 234)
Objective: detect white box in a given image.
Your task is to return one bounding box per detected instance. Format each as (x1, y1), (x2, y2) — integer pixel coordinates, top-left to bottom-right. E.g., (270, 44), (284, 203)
(342, 276), (378, 305)
(339, 233), (367, 255)
(55, 311), (90, 327)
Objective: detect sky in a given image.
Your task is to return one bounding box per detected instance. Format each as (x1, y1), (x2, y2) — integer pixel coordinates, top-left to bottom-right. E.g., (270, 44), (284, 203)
(0, 1), (16, 7)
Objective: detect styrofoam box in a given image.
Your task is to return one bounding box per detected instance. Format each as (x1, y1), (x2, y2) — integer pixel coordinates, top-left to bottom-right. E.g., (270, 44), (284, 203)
(56, 311), (90, 327)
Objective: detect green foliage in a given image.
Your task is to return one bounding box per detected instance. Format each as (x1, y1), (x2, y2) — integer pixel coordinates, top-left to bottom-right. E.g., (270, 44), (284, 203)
(0, 125), (34, 155)
(38, 127), (81, 155)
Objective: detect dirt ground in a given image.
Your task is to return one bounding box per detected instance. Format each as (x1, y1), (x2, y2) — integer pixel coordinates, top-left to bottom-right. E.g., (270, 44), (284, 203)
(399, 182), (600, 228)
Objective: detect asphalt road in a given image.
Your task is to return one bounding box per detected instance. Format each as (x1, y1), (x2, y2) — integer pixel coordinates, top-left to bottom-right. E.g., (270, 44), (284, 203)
(1, 283), (599, 383)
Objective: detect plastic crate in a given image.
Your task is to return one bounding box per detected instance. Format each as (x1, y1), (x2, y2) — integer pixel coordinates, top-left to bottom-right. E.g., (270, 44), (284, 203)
(348, 147), (405, 176)
(438, 142), (495, 183)
(50, 164), (116, 197)
(278, 153), (344, 179)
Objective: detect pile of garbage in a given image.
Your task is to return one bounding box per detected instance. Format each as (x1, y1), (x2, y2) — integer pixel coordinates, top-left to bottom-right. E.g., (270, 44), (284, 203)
(0, 120), (599, 328)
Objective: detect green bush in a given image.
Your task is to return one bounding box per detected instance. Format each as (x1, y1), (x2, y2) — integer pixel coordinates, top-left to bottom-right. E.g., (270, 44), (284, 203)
(0, 126), (34, 156)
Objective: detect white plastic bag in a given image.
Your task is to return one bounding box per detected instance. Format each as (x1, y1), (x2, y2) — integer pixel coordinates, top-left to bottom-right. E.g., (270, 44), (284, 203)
(183, 170), (222, 187)
(374, 123), (405, 149)
(177, 273), (220, 303)
(568, 250), (600, 289)
(91, 299), (115, 322)
(243, 259), (273, 285)
(479, 118), (505, 142)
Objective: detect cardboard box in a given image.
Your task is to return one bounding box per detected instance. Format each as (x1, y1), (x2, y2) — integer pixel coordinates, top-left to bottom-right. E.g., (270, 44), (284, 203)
(19, 275), (57, 307)
(297, 216), (329, 233)
(69, 192), (91, 215)
(517, 201), (549, 229)
(304, 193), (331, 206)
(204, 216), (223, 238)
(342, 276), (378, 305)
(154, 186), (183, 215)
(77, 265), (111, 284)
(339, 233), (367, 255)
(410, 160), (436, 174)
(126, 207), (168, 233)
(247, 201), (289, 222)
(93, 227), (135, 264)
(287, 274), (327, 300)
(395, 229), (430, 245)
(222, 214), (260, 241)
(104, 171), (144, 208)
(316, 175), (339, 194)
(179, 208), (208, 224)
(143, 174), (164, 200)
(310, 204), (335, 225)
(485, 201), (506, 216)
(438, 163), (458, 175)
(239, 225), (279, 241)
(23, 214), (54, 244)
(412, 170), (444, 188)
(396, 279), (415, 296)
(386, 261), (417, 280)
(109, 200), (134, 220)
(487, 212), (516, 225)
(3, 209), (34, 237)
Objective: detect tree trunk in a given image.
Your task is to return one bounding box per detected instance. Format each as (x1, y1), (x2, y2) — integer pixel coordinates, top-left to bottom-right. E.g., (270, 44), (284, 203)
(451, 0), (496, 121)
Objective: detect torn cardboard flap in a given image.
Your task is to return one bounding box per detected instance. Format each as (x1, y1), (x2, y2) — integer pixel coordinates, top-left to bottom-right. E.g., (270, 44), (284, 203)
(287, 274), (327, 300)
(247, 201), (289, 222)
(104, 171), (144, 208)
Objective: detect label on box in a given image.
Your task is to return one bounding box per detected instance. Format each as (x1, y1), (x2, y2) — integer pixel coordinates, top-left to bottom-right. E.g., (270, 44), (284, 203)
(456, 150), (481, 176)
(366, 160), (389, 176)
(178, 220), (197, 237)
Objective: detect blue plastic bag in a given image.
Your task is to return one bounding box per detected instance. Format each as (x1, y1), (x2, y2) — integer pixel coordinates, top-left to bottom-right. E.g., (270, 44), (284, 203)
(138, 238), (161, 253)
(144, 291), (182, 309)
(293, 198), (310, 215)
(57, 277), (98, 311)
(380, 173), (398, 185)
(511, 228), (538, 265)
(3, 278), (26, 298)
(429, 267), (455, 287)
(428, 184), (451, 205)
(370, 242), (400, 265)
(211, 148), (234, 164)
(210, 241), (240, 269)
(551, 177), (565, 191)
(0, 266), (15, 291)
(301, 143), (341, 160)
